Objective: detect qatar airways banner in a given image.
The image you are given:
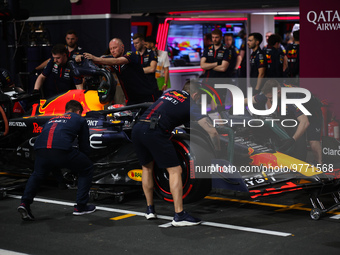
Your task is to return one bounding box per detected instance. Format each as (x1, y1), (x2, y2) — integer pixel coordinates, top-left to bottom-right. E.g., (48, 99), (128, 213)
(300, 0), (340, 78)
(300, 0), (340, 126)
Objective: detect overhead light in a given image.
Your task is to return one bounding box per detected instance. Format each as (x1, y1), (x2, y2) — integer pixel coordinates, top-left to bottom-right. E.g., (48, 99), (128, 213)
(252, 12), (300, 15)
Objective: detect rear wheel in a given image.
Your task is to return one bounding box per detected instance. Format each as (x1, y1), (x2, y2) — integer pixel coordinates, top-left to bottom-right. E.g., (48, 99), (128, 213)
(153, 137), (213, 204)
(0, 105), (9, 137)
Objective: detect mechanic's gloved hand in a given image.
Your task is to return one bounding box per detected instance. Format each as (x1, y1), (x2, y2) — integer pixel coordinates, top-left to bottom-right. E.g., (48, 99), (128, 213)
(279, 138), (295, 151)
(31, 89), (40, 95)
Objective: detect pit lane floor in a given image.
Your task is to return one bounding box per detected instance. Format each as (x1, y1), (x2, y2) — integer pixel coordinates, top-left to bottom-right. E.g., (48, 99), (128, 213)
(1, 186), (340, 255)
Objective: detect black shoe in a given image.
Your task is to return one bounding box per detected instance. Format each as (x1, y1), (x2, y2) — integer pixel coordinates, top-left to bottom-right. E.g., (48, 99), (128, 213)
(172, 211), (201, 227)
(17, 203), (35, 221)
(73, 204), (96, 215)
(144, 205), (157, 220)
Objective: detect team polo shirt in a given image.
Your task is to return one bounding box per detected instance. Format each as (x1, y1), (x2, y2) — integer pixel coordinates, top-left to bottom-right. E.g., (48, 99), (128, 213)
(139, 90), (204, 132)
(34, 112), (91, 155)
(110, 51), (157, 104)
(140, 49), (157, 78)
(250, 48), (267, 87)
(42, 59), (82, 94)
(66, 45), (84, 61)
(265, 46), (285, 78)
(286, 43), (299, 78)
(225, 45), (240, 77)
(202, 45), (231, 78)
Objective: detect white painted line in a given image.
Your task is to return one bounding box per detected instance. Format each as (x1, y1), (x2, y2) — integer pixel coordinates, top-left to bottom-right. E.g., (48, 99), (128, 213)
(201, 222), (291, 237)
(8, 194), (292, 237)
(0, 248), (30, 255)
(158, 222), (173, 228)
(330, 214), (340, 219)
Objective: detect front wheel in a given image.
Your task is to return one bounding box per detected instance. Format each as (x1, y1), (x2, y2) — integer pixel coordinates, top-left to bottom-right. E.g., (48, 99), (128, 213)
(153, 137), (213, 204)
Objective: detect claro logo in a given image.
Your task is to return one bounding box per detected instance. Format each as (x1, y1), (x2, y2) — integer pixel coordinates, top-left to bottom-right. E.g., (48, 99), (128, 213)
(323, 146), (340, 156)
(307, 10), (340, 30)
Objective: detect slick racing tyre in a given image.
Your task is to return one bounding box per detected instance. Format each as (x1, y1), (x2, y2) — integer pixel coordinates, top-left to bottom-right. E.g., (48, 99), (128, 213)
(153, 137), (213, 204)
(0, 105), (9, 137)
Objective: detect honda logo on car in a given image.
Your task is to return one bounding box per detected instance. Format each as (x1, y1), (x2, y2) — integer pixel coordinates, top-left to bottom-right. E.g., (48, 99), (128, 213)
(9, 121), (26, 127)
(307, 10), (340, 30)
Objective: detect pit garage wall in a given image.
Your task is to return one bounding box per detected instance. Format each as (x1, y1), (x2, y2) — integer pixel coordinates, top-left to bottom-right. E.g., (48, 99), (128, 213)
(300, 0), (340, 120)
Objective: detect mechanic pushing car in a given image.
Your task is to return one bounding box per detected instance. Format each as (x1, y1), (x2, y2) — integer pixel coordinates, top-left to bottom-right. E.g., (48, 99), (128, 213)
(247, 79), (322, 164)
(76, 38), (159, 105)
(131, 80), (220, 227)
(17, 100), (95, 221)
(33, 44), (84, 98)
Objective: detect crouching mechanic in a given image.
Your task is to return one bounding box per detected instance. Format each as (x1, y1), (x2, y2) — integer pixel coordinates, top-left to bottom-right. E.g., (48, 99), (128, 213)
(17, 100), (95, 221)
(248, 80), (310, 159)
(132, 80), (220, 227)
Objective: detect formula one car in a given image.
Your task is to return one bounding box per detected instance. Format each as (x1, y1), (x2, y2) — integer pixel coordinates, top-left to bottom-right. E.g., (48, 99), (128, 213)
(1, 60), (339, 220)
(0, 60), (212, 204)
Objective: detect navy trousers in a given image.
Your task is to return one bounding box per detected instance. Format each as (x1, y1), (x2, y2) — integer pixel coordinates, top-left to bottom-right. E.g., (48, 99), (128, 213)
(21, 148), (93, 206)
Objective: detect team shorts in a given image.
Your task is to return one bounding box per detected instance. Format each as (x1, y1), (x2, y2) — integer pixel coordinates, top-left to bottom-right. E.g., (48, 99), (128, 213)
(131, 122), (179, 168)
(306, 107), (322, 141)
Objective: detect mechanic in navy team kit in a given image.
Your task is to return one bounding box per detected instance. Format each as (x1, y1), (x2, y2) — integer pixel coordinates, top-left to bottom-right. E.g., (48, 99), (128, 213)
(131, 80), (220, 227)
(223, 33), (242, 78)
(264, 34), (286, 78)
(17, 100), (95, 221)
(77, 38), (159, 105)
(200, 28), (231, 111)
(286, 30), (300, 79)
(247, 32), (267, 94)
(248, 80), (322, 164)
(132, 33), (160, 96)
(33, 29), (85, 73)
(33, 44), (83, 98)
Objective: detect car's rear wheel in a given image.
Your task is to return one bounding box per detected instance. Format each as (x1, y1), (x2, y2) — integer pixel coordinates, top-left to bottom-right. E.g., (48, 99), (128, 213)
(0, 105), (9, 137)
(153, 137), (213, 204)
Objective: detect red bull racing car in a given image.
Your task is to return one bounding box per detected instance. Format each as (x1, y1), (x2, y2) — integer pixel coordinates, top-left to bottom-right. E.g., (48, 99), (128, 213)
(1, 61), (340, 220)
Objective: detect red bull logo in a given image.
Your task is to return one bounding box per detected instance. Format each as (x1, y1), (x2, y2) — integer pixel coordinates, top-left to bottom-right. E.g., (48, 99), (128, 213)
(249, 153), (279, 168)
(171, 91), (187, 99)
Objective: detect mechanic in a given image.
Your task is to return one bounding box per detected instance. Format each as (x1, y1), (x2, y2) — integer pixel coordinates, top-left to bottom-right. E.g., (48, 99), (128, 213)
(131, 80), (220, 227)
(33, 29), (85, 73)
(238, 29), (248, 95)
(286, 30), (300, 79)
(132, 33), (160, 96)
(200, 28), (231, 111)
(77, 38), (159, 105)
(283, 83), (323, 164)
(248, 32), (267, 94)
(264, 34), (286, 78)
(246, 79), (310, 159)
(33, 44), (83, 98)
(223, 33), (242, 78)
(17, 100), (95, 221)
